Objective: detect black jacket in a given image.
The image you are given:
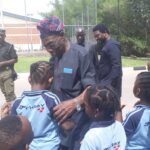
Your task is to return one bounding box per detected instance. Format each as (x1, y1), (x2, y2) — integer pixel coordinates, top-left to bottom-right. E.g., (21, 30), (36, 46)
(89, 39), (122, 97)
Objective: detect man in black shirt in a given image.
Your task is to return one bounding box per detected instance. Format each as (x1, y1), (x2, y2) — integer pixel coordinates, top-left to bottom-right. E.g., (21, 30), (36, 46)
(90, 24), (122, 99)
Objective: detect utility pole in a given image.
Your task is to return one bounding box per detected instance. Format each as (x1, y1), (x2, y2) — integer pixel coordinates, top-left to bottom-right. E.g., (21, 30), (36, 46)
(117, 0), (120, 40)
(82, 12), (84, 27)
(27, 13), (33, 51)
(62, 0), (65, 24)
(87, 5), (90, 42)
(0, 0), (4, 27)
(24, 0), (30, 51)
(94, 0), (97, 24)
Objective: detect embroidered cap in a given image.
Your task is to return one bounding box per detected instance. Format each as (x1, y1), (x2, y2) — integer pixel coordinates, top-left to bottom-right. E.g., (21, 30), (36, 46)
(37, 16), (64, 39)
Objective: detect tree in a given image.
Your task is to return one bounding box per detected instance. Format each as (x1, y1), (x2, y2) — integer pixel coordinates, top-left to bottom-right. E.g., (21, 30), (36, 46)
(125, 0), (150, 43)
(40, 0), (150, 56)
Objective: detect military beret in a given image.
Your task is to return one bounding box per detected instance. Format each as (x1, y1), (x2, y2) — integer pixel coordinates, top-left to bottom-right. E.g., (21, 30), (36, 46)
(0, 28), (6, 35)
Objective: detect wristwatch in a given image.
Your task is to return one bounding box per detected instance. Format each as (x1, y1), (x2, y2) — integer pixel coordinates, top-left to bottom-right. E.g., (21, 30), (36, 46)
(75, 99), (82, 112)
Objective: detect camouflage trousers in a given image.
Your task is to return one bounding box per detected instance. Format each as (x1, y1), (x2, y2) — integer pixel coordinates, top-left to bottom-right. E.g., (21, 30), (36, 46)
(0, 67), (16, 102)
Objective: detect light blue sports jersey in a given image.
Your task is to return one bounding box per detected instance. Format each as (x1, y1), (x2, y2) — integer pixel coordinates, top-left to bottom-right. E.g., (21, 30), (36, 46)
(80, 119), (126, 150)
(11, 90), (61, 150)
(123, 104), (150, 150)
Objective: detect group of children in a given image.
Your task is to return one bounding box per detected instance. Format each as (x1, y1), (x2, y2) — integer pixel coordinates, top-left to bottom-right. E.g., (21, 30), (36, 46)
(1, 60), (150, 150)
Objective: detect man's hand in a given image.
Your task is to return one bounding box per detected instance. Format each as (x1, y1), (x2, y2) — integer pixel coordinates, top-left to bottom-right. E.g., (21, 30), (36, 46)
(53, 87), (89, 124)
(0, 62), (5, 68)
(0, 59), (17, 68)
(0, 102), (11, 118)
(53, 100), (76, 124)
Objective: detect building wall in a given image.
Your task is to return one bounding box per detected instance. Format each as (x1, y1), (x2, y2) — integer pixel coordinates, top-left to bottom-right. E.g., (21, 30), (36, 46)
(3, 16), (41, 51)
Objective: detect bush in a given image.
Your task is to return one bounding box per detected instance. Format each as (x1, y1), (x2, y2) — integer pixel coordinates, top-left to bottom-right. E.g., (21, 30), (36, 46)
(120, 36), (148, 57)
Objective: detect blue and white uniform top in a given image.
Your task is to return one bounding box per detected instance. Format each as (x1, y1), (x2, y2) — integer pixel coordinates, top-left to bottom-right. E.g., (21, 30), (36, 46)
(11, 90), (61, 150)
(123, 104), (150, 150)
(80, 119), (126, 150)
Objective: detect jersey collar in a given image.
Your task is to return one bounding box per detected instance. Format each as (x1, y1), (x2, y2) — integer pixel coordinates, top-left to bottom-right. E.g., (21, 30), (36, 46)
(90, 119), (115, 129)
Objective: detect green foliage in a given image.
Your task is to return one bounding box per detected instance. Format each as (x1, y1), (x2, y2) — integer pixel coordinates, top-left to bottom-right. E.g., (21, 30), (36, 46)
(120, 36), (148, 57)
(46, 0), (95, 25)
(122, 0), (150, 44)
(40, 0), (150, 56)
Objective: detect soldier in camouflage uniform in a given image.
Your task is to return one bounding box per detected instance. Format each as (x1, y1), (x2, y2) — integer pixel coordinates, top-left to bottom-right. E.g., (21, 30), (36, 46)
(0, 28), (18, 102)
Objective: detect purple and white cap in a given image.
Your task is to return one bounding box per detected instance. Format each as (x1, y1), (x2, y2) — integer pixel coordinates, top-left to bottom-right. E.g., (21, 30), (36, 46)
(37, 16), (64, 39)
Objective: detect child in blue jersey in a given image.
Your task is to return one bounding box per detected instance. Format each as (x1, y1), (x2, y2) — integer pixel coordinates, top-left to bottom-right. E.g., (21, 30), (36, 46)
(123, 71), (150, 149)
(80, 85), (126, 150)
(11, 61), (71, 150)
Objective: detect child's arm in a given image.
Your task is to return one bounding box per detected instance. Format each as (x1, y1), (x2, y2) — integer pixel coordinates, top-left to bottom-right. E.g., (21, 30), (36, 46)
(10, 100), (21, 115)
(60, 120), (75, 135)
(115, 111), (123, 122)
(0, 102), (11, 118)
(115, 104), (126, 122)
(122, 106), (141, 138)
(46, 92), (76, 135)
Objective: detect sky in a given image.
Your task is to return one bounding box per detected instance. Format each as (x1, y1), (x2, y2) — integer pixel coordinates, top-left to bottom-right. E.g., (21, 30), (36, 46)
(1, 0), (54, 19)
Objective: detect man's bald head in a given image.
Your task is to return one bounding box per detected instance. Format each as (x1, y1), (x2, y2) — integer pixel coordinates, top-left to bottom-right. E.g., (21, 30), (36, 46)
(76, 28), (85, 46)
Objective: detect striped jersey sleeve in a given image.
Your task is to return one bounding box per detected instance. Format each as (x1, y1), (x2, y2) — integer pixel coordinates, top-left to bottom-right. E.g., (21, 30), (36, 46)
(123, 107), (144, 138)
(42, 91), (61, 112)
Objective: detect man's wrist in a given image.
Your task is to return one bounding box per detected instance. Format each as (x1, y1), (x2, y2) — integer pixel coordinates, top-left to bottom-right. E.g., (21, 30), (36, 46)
(74, 99), (82, 112)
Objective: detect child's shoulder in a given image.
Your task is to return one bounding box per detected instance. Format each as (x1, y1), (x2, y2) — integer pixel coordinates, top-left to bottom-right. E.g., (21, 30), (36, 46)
(43, 91), (60, 100)
(42, 90), (61, 105)
(13, 96), (23, 106)
(123, 105), (149, 125)
(126, 105), (143, 117)
(128, 104), (150, 115)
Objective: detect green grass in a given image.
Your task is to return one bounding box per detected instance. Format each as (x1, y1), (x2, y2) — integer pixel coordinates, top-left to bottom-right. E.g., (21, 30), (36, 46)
(122, 57), (149, 67)
(15, 56), (150, 72)
(15, 56), (49, 73)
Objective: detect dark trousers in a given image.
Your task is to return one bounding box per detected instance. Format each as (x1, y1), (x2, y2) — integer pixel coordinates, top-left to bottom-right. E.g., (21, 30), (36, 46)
(69, 111), (91, 150)
(59, 110), (91, 150)
(59, 145), (69, 150)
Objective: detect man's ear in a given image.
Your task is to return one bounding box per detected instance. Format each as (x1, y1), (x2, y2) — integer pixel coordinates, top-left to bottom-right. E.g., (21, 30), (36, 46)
(28, 76), (31, 84)
(48, 77), (53, 84)
(104, 33), (108, 38)
(134, 87), (141, 97)
(94, 108), (101, 118)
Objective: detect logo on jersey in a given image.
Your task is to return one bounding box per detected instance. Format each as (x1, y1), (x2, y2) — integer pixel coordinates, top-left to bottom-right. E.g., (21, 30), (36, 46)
(38, 105), (45, 112)
(113, 142), (120, 150)
(18, 104), (45, 112)
(104, 141), (120, 150)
